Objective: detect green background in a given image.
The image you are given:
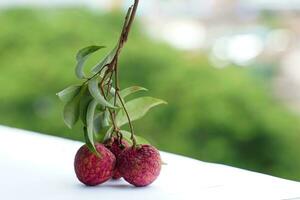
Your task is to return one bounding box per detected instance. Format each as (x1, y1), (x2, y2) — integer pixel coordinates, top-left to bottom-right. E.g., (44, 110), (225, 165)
(1, 8), (300, 180)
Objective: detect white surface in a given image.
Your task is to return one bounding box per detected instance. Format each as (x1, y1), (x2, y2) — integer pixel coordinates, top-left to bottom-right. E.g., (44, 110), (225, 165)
(0, 126), (300, 200)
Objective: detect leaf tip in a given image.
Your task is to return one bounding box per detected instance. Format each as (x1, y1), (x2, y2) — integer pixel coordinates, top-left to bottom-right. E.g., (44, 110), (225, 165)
(157, 99), (168, 105)
(161, 100), (168, 105)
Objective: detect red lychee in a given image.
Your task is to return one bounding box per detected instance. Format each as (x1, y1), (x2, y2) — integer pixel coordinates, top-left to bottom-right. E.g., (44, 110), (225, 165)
(105, 137), (130, 179)
(117, 144), (161, 187)
(74, 143), (116, 186)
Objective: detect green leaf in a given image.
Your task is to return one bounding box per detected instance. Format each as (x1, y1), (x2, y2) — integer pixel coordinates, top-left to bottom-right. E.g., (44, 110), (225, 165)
(120, 130), (150, 145)
(93, 110), (110, 133)
(63, 94), (80, 129)
(86, 99), (99, 156)
(93, 110), (111, 142)
(83, 127), (100, 157)
(88, 77), (116, 109)
(103, 127), (113, 142)
(92, 46), (117, 74)
(120, 86), (148, 99)
(93, 113), (102, 134)
(75, 45), (105, 79)
(79, 86), (93, 125)
(109, 86), (148, 106)
(102, 109), (110, 127)
(56, 85), (81, 103)
(116, 97), (167, 127)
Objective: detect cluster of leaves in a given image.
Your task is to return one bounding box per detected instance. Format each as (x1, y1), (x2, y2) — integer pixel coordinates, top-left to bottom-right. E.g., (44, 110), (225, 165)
(57, 45), (166, 154)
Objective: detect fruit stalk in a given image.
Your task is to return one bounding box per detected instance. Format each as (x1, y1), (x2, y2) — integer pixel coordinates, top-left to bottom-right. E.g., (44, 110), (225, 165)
(103, 0), (140, 145)
(82, 0), (140, 146)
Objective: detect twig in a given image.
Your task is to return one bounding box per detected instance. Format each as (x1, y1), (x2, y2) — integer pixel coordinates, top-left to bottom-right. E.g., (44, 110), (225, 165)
(116, 91), (136, 146)
(109, 0), (139, 145)
(91, 0), (140, 145)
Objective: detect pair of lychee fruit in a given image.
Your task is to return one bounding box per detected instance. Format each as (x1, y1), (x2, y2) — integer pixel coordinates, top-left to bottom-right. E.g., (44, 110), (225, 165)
(74, 137), (161, 187)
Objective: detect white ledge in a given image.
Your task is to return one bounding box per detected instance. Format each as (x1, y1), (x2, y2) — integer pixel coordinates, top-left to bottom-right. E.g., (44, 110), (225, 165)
(0, 125), (300, 200)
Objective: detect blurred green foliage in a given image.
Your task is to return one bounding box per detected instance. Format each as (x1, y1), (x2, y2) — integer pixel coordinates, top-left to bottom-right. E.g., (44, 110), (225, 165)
(1, 8), (300, 180)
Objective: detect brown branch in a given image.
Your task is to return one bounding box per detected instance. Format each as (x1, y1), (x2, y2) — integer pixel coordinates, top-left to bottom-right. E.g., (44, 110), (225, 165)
(95, 0), (139, 144)
(116, 91), (136, 146)
(123, 0), (139, 42)
(98, 72), (119, 133)
(114, 0), (139, 61)
(111, 0), (139, 145)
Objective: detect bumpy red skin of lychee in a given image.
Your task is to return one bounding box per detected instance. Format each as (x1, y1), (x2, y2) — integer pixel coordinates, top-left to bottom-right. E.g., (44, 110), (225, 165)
(74, 143), (116, 186)
(118, 144), (161, 187)
(105, 137), (129, 179)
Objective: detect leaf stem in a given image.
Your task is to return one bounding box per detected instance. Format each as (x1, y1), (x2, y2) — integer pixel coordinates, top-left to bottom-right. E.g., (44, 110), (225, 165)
(84, 0), (139, 145)
(107, 0), (139, 145)
(98, 73), (118, 134)
(116, 91), (137, 146)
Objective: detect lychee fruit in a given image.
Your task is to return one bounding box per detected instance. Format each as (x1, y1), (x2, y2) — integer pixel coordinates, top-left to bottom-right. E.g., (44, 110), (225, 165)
(117, 144), (161, 187)
(74, 143), (116, 186)
(105, 137), (130, 179)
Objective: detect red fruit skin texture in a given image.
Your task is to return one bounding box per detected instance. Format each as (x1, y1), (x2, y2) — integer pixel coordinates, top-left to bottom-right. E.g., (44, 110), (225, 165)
(74, 143), (116, 186)
(105, 138), (129, 179)
(118, 145), (161, 187)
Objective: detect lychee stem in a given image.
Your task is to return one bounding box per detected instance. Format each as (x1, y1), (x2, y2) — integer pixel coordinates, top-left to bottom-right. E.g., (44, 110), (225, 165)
(110, 0), (139, 146)
(99, 0), (139, 146)
(116, 91), (137, 146)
